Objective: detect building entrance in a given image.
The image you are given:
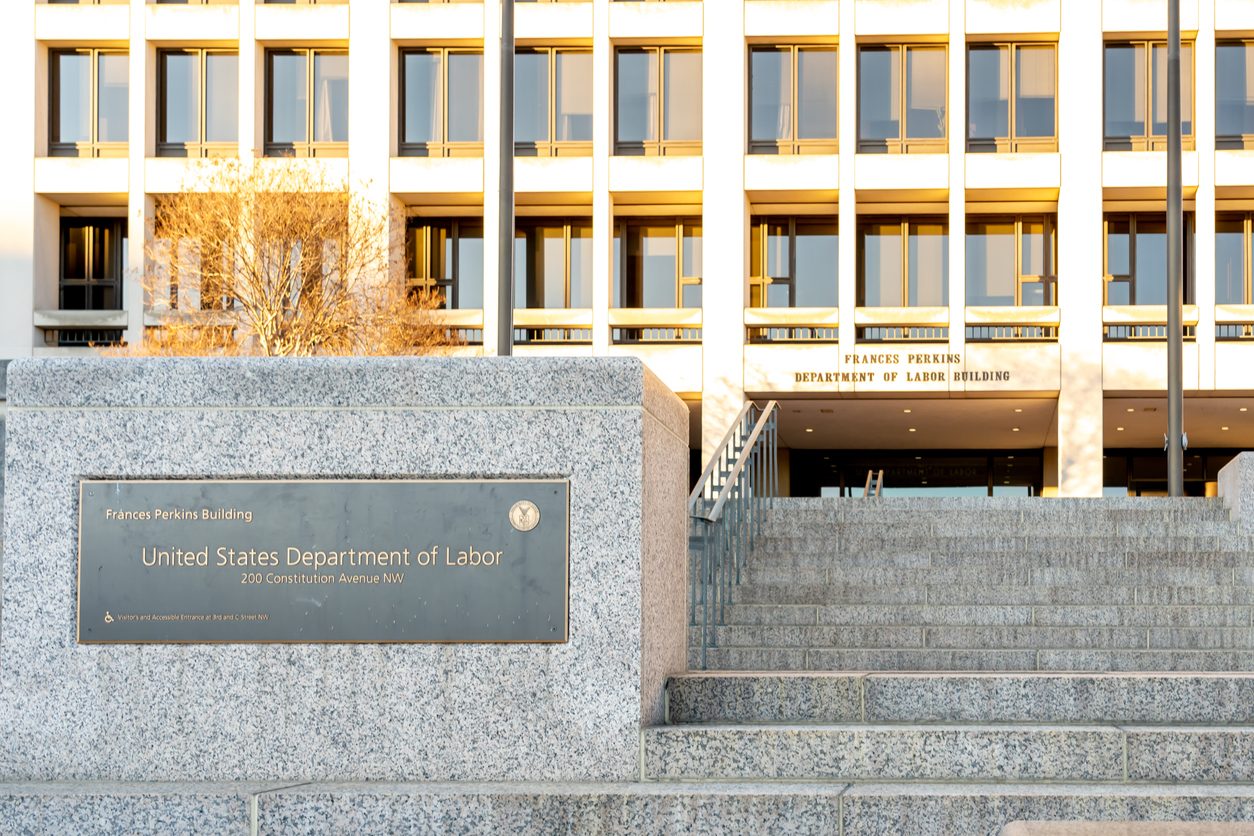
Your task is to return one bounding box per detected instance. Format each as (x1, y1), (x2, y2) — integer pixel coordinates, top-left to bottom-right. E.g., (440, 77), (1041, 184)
(791, 450), (1045, 497)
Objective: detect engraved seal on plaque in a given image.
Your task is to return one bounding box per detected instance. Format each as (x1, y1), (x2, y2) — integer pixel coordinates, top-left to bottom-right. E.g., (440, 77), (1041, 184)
(509, 500), (541, 532)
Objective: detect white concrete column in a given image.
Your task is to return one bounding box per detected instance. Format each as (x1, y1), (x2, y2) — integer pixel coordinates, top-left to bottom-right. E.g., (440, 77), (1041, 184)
(1195, 0), (1217, 389)
(482, 0), (504, 355)
(948, 1), (966, 358)
(348, 0), (395, 281)
(591, 0), (611, 355)
(125, 0), (148, 346)
(239, 0), (257, 160)
(0, 2), (37, 358)
(701, 0), (748, 459)
(1056, 0), (1104, 496)
(837, 0), (857, 361)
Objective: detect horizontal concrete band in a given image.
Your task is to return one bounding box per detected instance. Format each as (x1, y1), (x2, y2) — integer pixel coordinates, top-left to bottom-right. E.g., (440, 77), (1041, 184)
(5, 782), (1254, 836)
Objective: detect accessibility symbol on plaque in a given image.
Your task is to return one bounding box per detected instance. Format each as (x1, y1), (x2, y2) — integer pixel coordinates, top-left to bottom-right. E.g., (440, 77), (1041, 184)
(509, 500), (541, 532)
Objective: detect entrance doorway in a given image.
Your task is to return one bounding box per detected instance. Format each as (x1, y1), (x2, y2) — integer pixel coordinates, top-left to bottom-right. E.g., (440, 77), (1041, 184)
(791, 450), (1045, 497)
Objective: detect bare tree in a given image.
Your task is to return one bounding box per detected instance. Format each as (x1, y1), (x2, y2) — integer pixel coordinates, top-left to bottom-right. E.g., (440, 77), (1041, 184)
(128, 160), (458, 357)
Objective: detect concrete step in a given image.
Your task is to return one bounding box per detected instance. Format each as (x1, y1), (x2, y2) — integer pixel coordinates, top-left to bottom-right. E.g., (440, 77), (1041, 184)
(690, 646), (1254, 672)
(749, 550), (1254, 570)
(666, 674), (1254, 725)
(720, 603), (1252, 628)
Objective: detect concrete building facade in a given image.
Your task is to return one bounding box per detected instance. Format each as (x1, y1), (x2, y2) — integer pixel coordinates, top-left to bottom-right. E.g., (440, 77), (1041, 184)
(6, 0), (1254, 497)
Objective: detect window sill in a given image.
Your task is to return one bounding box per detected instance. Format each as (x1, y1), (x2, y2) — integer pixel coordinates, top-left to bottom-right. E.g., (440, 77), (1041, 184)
(748, 141), (839, 155)
(857, 139), (947, 154)
(399, 143), (484, 158)
(48, 143), (129, 158)
(263, 143), (349, 158)
(613, 141), (702, 157)
(967, 138), (1058, 153)
(1103, 137), (1196, 152)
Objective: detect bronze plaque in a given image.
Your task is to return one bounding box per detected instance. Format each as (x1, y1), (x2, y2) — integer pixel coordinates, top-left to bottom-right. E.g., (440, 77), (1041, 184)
(77, 479), (569, 643)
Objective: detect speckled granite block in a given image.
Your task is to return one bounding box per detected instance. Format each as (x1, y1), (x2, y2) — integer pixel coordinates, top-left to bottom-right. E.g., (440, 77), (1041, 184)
(666, 674), (864, 724)
(0, 357), (688, 783)
(1126, 727), (1254, 782)
(842, 784), (1254, 836)
(0, 782), (271, 835)
(642, 724), (1124, 782)
(1220, 454), (1254, 530)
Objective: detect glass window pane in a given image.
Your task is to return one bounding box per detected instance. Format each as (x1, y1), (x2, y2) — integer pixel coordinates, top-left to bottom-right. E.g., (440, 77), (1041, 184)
(1134, 218), (1167, 304)
(1105, 44), (1145, 138)
(682, 225), (702, 279)
(908, 222), (948, 306)
(54, 52), (91, 143)
(555, 51), (593, 142)
(1217, 44), (1254, 137)
(1020, 218), (1052, 282)
(1216, 217), (1246, 304)
(860, 223), (903, 306)
(62, 223), (88, 280)
(569, 224), (592, 308)
(628, 225), (677, 307)
(205, 53), (238, 143)
(403, 52), (441, 144)
(616, 50), (658, 143)
(97, 53), (129, 143)
(682, 283), (702, 308)
(161, 52), (199, 144)
(905, 47), (946, 139)
(797, 48), (837, 140)
(93, 223), (120, 280)
(456, 223), (483, 309)
(270, 52), (307, 143)
(966, 220), (1015, 306)
(765, 221), (789, 279)
(1107, 218), (1130, 276)
(313, 52), (348, 143)
(448, 52), (483, 142)
(540, 226), (566, 307)
(515, 51), (549, 143)
(794, 220), (838, 307)
(1151, 43), (1193, 135)
(859, 47), (899, 141)
(968, 46), (1008, 141)
(750, 48), (790, 142)
(1015, 45), (1055, 138)
(664, 51), (702, 141)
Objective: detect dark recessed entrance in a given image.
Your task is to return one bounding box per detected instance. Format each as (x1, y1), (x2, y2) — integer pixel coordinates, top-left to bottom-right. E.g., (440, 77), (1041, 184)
(791, 450), (1045, 497)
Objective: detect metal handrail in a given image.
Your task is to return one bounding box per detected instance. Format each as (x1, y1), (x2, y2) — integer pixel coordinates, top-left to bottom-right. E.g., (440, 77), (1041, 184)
(688, 400), (779, 670)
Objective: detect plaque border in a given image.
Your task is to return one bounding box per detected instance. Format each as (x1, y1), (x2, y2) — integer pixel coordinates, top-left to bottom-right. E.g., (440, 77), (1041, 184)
(76, 478), (571, 645)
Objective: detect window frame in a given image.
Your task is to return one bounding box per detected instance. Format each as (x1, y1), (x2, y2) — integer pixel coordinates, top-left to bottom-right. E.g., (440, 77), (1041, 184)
(514, 219), (593, 309)
(1217, 40), (1254, 150)
(856, 44), (948, 154)
(49, 48), (128, 158)
(59, 217), (126, 311)
(749, 216), (839, 308)
(514, 48), (593, 158)
(263, 47), (348, 158)
(398, 47), (485, 158)
(405, 218), (483, 310)
(157, 48), (238, 159)
(1215, 213), (1252, 305)
(1102, 212), (1195, 305)
(964, 215), (1057, 306)
(1102, 39), (1196, 152)
(965, 42), (1058, 153)
(747, 45), (838, 156)
(613, 218), (703, 308)
(856, 217), (950, 307)
(613, 46), (702, 157)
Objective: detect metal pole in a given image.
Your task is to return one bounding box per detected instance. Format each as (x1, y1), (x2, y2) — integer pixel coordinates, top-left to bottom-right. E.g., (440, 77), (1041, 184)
(496, 0), (515, 357)
(1166, 0), (1184, 496)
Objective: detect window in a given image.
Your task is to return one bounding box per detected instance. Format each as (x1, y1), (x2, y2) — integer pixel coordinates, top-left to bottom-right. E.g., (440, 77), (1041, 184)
(858, 45), (946, 153)
(749, 46), (837, 154)
(516, 49), (593, 156)
(613, 220), (702, 307)
(158, 50), (238, 157)
(966, 216), (1056, 306)
(1104, 41), (1194, 151)
(405, 219), (484, 309)
(265, 49), (348, 157)
(1217, 42), (1254, 148)
(1216, 214), (1254, 304)
(514, 220), (593, 308)
(401, 49), (483, 156)
(1103, 213), (1194, 305)
(49, 49), (127, 157)
(615, 48), (702, 155)
(858, 219), (948, 306)
(967, 43), (1056, 152)
(60, 218), (127, 310)
(749, 217), (838, 307)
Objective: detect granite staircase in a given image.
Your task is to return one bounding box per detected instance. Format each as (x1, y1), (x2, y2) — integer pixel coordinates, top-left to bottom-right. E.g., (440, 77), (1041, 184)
(695, 496), (1254, 672)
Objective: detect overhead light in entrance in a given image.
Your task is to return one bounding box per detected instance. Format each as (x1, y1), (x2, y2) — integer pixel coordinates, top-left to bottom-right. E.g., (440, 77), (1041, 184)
(1011, 427), (1020, 432)
(805, 428), (814, 433)
(1126, 408), (1135, 413)
(1014, 408), (1023, 413)
(1242, 408), (1249, 413)
(908, 428), (917, 433)
(1116, 427), (1124, 432)
(1223, 426), (1230, 431)
(903, 409), (912, 414)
